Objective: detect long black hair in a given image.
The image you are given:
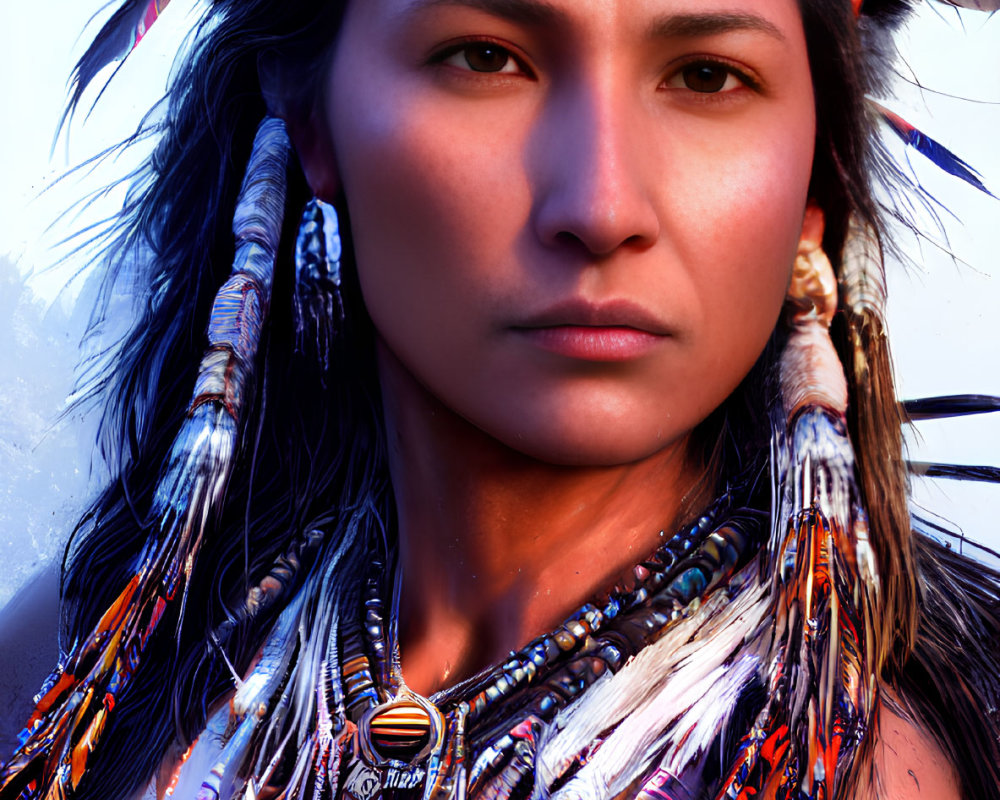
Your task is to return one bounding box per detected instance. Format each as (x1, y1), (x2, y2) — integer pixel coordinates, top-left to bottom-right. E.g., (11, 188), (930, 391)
(49, 1), (998, 797)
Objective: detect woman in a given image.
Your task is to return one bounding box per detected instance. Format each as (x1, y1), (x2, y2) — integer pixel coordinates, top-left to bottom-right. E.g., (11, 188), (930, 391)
(2, 0), (998, 798)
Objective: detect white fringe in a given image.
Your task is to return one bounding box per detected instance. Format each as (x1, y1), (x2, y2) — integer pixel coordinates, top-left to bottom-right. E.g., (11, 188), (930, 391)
(534, 560), (772, 800)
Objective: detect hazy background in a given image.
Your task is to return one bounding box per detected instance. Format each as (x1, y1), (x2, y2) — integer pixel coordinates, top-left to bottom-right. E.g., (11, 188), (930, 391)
(0, 0), (997, 752)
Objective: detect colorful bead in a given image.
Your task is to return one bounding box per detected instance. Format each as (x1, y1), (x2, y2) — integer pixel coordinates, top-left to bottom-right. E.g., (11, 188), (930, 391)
(368, 702), (433, 760)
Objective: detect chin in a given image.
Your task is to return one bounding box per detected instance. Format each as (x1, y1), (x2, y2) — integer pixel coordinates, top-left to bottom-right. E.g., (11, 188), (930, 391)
(520, 441), (677, 468)
(482, 411), (693, 468)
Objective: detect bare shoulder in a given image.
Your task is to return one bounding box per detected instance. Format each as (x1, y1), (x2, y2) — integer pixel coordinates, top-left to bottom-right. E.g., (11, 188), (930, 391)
(870, 695), (961, 800)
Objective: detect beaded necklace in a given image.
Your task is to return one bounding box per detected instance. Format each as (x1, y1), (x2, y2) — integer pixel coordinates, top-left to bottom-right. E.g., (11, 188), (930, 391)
(145, 410), (874, 800)
(338, 485), (766, 799)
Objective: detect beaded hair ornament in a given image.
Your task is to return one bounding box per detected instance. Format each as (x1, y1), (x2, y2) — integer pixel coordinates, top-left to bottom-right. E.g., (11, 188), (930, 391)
(1, 2), (996, 800)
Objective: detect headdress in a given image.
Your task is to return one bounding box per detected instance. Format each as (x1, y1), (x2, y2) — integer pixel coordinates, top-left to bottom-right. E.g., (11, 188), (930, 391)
(2, 2), (999, 800)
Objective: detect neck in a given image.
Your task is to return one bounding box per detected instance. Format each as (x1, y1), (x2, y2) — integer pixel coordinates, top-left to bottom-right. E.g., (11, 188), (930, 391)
(376, 343), (708, 697)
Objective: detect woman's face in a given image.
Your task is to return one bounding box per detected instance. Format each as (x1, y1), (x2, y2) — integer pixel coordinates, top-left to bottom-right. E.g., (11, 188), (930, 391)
(321, 0), (816, 465)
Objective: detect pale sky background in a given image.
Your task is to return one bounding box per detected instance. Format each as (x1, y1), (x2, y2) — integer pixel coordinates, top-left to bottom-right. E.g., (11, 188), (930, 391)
(874, 3), (1000, 564)
(0, 0), (997, 627)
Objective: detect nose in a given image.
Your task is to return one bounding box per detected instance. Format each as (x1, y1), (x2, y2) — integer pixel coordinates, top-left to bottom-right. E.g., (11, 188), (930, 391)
(531, 78), (661, 257)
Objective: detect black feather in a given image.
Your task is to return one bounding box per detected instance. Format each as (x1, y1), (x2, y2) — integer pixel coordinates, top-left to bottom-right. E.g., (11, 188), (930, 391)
(904, 394), (1000, 420)
(908, 461), (1000, 484)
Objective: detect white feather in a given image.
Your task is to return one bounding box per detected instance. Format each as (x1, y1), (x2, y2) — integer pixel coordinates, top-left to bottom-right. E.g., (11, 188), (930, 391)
(535, 561), (771, 800)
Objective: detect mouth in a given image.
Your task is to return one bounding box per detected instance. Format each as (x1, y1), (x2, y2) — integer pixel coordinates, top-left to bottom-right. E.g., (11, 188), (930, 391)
(511, 299), (671, 362)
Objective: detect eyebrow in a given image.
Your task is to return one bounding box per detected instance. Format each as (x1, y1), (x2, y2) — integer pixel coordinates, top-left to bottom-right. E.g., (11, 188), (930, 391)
(649, 12), (786, 42)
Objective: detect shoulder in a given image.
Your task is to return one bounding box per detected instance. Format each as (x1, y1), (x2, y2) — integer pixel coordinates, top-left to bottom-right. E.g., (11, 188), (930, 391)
(870, 693), (961, 800)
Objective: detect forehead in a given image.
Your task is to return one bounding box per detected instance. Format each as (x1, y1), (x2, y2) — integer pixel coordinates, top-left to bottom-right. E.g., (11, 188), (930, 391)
(376, 0), (805, 39)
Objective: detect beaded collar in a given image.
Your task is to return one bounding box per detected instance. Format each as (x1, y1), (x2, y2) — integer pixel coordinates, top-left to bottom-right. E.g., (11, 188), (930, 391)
(337, 485), (765, 799)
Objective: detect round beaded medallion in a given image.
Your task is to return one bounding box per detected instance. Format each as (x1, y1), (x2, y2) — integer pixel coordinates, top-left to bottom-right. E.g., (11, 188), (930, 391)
(358, 692), (446, 768)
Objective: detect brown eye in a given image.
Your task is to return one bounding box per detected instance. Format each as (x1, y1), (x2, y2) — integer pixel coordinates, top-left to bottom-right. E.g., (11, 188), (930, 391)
(462, 43), (514, 73)
(681, 63), (732, 93)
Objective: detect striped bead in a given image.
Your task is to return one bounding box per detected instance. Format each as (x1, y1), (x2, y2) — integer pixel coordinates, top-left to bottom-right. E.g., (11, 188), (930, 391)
(368, 701), (433, 762)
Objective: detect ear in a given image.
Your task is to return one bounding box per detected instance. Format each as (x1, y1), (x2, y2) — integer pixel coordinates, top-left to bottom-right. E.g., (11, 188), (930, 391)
(798, 202), (825, 253)
(260, 60), (340, 202)
(287, 109), (340, 202)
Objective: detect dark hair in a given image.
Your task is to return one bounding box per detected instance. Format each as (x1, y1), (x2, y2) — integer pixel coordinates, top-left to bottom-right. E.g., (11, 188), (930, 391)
(53, 1), (981, 797)
(799, 0), (918, 668)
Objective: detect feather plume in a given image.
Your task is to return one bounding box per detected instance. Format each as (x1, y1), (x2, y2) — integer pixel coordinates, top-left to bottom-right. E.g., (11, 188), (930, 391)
(871, 101), (995, 197)
(903, 394), (1000, 420)
(0, 118), (290, 800)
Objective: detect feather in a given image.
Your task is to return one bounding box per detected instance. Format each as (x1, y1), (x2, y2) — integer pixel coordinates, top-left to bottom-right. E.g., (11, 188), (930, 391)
(534, 564), (769, 799)
(165, 591), (306, 800)
(717, 410), (878, 800)
(903, 394), (1000, 420)
(908, 461), (1000, 484)
(242, 507), (379, 798)
(64, 0), (173, 127)
(0, 119), (290, 800)
(872, 101), (995, 197)
(717, 226), (879, 799)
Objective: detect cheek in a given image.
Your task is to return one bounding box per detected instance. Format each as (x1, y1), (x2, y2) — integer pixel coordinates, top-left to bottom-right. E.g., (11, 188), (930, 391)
(330, 89), (530, 352)
(682, 129), (810, 259)
(649, 114), (813, 421)
(673, 118), (813, 336)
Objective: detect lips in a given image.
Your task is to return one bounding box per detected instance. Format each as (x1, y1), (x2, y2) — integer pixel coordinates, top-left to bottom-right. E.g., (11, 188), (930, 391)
(515, 298), (672, 334)
(511, 299), (671, 362)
